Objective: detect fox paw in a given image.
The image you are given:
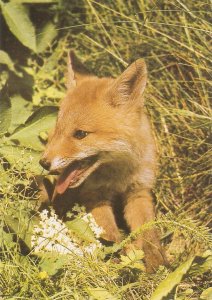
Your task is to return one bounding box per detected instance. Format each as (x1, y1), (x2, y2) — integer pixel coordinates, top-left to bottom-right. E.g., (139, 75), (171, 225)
(143, 244), (169, 273)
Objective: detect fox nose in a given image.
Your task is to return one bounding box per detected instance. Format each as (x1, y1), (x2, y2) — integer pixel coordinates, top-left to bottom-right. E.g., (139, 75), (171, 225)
(39, 158), (51, 171)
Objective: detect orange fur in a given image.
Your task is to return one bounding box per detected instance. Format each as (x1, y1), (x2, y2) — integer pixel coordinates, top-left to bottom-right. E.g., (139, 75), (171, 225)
(39, 51), (167, 272)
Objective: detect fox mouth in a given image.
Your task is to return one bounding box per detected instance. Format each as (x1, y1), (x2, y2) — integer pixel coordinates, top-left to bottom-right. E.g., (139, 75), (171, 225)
(54, 155), (100, 195)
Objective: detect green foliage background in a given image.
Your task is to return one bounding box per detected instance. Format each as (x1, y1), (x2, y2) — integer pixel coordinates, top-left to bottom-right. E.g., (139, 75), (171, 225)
(0, 0), (211, 299)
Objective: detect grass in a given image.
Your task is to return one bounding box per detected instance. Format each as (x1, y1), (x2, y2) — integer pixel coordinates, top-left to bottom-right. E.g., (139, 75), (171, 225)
(0, 0), (211, 299)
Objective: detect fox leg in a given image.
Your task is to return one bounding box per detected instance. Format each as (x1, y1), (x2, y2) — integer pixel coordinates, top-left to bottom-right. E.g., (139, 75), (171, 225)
(124, 188), (167, 272)
(89, 201), (121, 243)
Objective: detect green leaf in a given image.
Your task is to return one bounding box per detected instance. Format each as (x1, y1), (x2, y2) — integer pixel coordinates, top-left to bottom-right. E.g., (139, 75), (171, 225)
(9, 95), (33, 133)
(9, 106), (58, 151)
(0, 50), (16, 73)
(0, 85), (12, 134)
(86, 287), (119, 300)
(1, 2), (36, 52)
(120, 249), (145, 270)
(39, 253), (69, 276)
(150, 257), (195, 300)
(66, 218), (96, 243)
(4, 213), (40, 249)
(189, 250), (212, 276)
(37, 21), (57, 53)
(0, 226), (14, 248)
(37, 44), (61, 75)
(0, 145), (42, 173)
(0, 163), (10, 187)
(102, 242), (122, 258)
(200, 288), (212, 300)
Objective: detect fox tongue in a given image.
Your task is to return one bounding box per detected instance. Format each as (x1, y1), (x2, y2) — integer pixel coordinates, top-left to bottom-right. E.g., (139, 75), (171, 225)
(56, 169), (81, 194)
(54, 155), (98, 196)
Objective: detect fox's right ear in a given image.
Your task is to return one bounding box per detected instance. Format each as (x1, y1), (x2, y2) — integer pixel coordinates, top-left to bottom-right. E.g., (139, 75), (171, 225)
(67, 51), (89, 89)
(108, 59), (147, 107)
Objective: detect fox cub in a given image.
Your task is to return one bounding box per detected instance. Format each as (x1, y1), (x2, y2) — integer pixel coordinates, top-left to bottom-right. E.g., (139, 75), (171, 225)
(39, 51), (167, 272)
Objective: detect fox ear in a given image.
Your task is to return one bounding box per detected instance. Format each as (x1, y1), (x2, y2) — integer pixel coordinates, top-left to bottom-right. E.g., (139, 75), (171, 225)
(67, 51), (89, 89)
(109, 59), (147, 106)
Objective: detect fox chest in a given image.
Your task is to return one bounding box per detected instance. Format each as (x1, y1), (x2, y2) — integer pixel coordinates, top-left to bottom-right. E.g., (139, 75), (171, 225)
(54, 163), (132, 204)
(85, 161), (134, 191)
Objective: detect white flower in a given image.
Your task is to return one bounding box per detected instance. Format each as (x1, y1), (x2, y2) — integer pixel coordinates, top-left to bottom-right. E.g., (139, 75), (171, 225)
(31, 208), (103, 256)
(40, 209), (48, 219)
(82, 213), (104, 238)
(84, 241), (102, 254)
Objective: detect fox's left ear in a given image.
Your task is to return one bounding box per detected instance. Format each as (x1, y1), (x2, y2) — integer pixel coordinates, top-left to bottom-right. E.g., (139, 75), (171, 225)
(67, 51), (89, 89)
(109, 59), (147, 106)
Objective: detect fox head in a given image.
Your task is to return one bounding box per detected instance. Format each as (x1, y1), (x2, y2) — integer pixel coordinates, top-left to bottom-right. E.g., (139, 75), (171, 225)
(40, 51), (148, 194)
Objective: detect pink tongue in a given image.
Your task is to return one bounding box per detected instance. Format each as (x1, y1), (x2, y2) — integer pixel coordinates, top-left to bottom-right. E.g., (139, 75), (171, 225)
(56, 169), (81, 194)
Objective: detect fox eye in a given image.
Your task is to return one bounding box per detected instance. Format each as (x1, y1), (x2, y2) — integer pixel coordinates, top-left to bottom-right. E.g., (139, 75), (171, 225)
(73, 130), (89, 140)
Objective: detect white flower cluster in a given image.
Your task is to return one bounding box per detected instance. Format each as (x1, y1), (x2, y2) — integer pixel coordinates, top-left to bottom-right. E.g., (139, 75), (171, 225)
(82, 213), (104, 254)
(31, 209), (83, 255)
(31, 208), (103, 256)
(82, 213), (104, 239)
